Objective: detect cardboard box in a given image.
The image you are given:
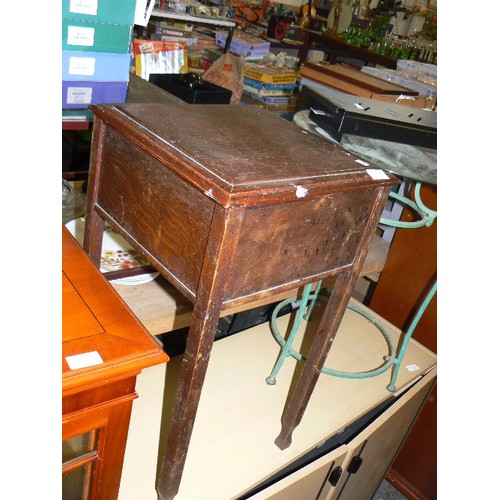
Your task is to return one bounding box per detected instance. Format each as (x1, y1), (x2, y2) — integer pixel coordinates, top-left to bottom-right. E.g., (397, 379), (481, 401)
(216, 31), (270, 58)
(240, 93), (297, 114)
(62, 80), (128, 109)
(62, 19), (132, 53)
(243, 64), (297, 84)
(148, 73), (232, 104)
(62, 50), (131, 82)
(299, 85), (436, 149)
(62, 0), (137, 25)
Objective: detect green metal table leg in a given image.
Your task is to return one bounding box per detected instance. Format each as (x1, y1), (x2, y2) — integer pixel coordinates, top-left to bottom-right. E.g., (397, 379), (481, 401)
(380, 182), (437, 229)
(386, 281), (437, 391)
(266, 291), (398, 384)
(266, 282), (315, 386)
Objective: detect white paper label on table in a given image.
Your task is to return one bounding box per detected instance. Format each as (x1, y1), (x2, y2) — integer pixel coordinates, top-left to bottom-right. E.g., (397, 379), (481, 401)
(366, 168), (390, 180)
(66, 351), (104, 370)
(406, 364), (420, 372)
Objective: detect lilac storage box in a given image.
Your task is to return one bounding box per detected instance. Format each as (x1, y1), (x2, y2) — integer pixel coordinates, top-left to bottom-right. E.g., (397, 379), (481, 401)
(62, 50), (131, 82)
(62, 80), (128, 109)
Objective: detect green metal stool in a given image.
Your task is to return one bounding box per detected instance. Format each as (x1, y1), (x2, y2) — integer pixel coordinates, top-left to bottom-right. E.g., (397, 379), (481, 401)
(266, 181), (437, 392)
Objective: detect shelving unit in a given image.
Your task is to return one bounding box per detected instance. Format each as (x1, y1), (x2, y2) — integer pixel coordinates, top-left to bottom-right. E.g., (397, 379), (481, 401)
(150, 6), (236, 51)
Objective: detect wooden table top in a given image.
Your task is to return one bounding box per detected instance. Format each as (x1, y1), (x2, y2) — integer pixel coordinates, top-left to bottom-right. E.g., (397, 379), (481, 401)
(91, 102), (396, 208)
(62, 226), (168, 396)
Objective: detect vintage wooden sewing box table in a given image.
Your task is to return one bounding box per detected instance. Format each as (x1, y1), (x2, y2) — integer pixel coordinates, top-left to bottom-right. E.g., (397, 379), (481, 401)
(83, 102), (398, 499)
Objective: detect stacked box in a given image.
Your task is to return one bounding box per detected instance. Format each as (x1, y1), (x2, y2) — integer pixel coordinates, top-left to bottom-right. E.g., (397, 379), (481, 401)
(146, 19), (194, 40)
(243, 63), (298, 84)
(188, 36), (218, 71)
(242, 63), (298, 105)
(198, 46), (225, 71)
(62, 0), (137, 25)
(215, 31), (270, 59)
(132, 39), (188, 81)
(62, 0), (136, 109)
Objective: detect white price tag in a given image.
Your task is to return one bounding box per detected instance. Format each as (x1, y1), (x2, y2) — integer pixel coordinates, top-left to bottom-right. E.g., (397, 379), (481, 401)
(69, 0), (98, 16)
(66, 351), (104, 370)
(406, 364), (420, 372)
(366, 168), (390, 180)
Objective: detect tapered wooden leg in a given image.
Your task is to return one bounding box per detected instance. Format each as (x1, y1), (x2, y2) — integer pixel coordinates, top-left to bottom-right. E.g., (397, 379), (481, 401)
(275, 270), (356, 449)
(156, 205), (244, 499)
(275, 188), (391, 449)
(157, 303), (222, 500)
(82, 116), (105, 268)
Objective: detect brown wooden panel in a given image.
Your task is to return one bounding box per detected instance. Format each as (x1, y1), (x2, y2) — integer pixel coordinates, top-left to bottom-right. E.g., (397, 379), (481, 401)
(224, 189), (379, 301)
(96, 126), (215, 298)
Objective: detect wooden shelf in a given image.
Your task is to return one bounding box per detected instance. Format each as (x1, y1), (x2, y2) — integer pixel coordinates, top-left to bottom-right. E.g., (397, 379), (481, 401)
(151, 7), (236, 28)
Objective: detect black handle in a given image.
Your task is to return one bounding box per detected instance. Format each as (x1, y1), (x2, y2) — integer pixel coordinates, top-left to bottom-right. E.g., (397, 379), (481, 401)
(347, 455), (363, 474)
(328, 465), (343, 486)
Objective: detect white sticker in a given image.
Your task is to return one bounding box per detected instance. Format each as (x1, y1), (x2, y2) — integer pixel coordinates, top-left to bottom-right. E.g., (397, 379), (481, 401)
(67, 25), (95, 47)
(354, 102), (365, 110)
(406, 364), (420, 372)
(295, 185), (309, 198)
(66, 350), (104, 370)
(366, 168), (390, 180)
(66, 86), (93, 105)
(310, 107), (327, 116)
(69, 0), (98, 16)
(68, 56), (96, 76)
(356, 159), (370, 166)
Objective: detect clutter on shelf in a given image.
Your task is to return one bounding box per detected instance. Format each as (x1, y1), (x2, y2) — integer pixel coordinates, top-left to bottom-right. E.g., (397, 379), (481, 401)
(215, 29), (271, 58)
(131, 39), (188, 81)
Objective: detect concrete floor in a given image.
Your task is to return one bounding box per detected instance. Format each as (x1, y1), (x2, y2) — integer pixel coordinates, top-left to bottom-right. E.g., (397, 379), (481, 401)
(374, 480), (408, 499)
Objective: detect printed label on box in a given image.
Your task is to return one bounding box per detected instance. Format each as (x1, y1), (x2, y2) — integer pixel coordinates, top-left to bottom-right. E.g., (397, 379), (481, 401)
(67, 86), (93, 105)
(69, 56), (96, 76)
(67, 25), (95, 47)
(70, 0), (98, 16)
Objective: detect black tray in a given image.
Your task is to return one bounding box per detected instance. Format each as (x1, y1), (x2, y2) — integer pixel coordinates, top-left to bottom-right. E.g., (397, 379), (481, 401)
(300, 85), (437, 150)
(149, 73), (232, 104)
